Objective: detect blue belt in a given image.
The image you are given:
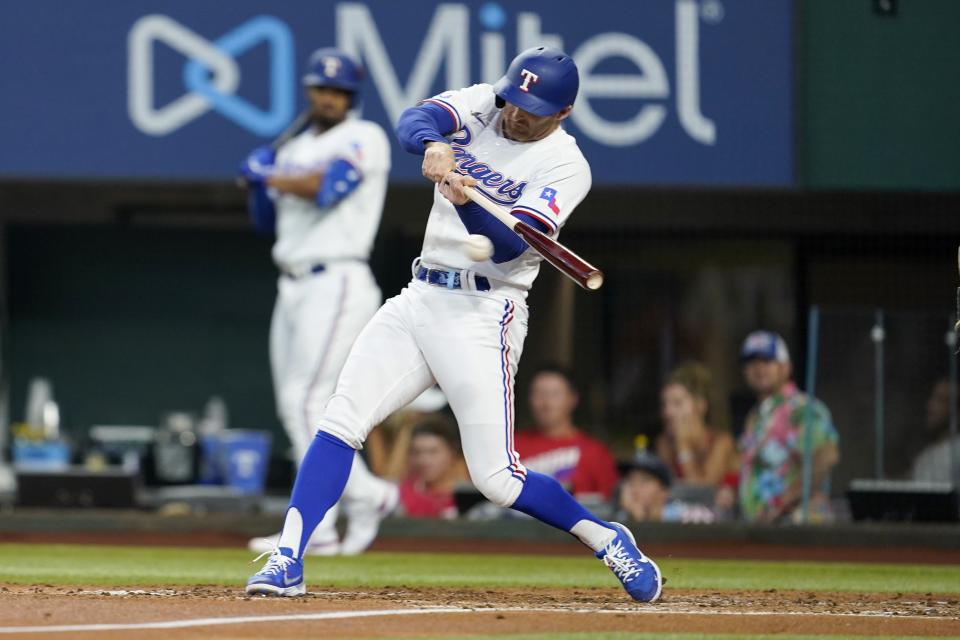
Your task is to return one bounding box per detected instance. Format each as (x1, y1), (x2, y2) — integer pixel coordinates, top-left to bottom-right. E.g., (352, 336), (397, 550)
(416, 266), (490, 291)
(280, 263), (326, 279)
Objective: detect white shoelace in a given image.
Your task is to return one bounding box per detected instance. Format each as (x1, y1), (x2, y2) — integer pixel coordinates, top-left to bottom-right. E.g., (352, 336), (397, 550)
(251, 549), (296, 576)
(602, 539), (643, 583)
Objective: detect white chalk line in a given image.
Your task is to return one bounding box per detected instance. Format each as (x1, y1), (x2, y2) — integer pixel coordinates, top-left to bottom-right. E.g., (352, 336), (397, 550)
(0, 606), (958, 634)
(0, 608), (454, 634)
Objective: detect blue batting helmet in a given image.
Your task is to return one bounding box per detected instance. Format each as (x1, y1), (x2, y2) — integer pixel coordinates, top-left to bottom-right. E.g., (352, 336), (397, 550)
(302, 48), (364, 94)
(493, 46), (579, 116)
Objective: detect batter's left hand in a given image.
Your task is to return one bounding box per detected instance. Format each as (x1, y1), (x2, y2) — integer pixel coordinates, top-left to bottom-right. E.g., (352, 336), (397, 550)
(438, 172), (477, 206)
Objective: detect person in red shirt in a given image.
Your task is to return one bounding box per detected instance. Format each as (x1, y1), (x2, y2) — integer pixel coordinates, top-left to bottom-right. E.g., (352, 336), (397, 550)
(395, 416), (468, 518)
(514, 365), (619, 501)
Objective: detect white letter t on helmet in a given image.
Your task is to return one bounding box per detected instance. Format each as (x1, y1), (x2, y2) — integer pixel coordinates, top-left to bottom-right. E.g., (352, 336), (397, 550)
(518, 68), (540, 92)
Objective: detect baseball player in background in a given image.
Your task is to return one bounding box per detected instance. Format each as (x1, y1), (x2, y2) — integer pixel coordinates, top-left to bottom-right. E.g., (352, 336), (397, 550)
(239, 48), (398, 557)
(246, 46), (663, 603)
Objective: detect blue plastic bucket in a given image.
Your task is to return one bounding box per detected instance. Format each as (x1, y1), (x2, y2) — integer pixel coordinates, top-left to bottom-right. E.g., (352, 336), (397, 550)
(12, 440), (70, 471)
(219, 431), (271, 495)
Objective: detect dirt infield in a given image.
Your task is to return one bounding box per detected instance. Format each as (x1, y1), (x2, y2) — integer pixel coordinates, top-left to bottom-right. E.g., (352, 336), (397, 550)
(1, 585), (958, 638)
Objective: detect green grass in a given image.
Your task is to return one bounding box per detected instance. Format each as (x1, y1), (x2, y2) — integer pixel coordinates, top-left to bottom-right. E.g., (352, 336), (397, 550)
(0, 544), (958, 594)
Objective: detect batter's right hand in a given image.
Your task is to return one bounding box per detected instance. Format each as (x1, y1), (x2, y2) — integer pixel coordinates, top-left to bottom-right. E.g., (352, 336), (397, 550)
(422, 141), (456, 183)
(438, 171), (477, 206)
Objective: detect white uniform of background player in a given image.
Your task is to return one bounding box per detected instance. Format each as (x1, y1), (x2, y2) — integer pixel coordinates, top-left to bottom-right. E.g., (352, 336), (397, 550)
(247, 46), (664, 604)
(241, 49), (397, 556)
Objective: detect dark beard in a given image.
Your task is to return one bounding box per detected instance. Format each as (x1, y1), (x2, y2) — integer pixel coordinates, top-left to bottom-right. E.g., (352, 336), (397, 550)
(311, 113), (345, 131)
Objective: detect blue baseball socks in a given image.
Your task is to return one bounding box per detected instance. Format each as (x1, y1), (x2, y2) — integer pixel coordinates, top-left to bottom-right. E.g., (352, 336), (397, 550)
(276, 436), (617, 556)
(510, 470), (618, 551)
(277, 431), (355, 559)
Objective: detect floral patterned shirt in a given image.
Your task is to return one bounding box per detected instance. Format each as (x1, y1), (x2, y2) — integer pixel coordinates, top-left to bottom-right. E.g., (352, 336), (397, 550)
(738, 382), (838, 522)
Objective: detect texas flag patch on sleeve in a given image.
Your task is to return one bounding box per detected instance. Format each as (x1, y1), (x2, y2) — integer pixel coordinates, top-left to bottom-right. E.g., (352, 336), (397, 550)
(539, 187), (560, 214)
(349, 141), (364, 163)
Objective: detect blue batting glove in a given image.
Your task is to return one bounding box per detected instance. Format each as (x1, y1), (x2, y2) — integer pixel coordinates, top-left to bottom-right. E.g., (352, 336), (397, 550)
(239, 145), (276, 183)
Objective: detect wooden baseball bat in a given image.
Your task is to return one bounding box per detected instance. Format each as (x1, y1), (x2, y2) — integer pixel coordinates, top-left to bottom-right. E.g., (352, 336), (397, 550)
(237, 110), (311, 187)
(462, 186), (604, 291)
(269, 109), (311, 151)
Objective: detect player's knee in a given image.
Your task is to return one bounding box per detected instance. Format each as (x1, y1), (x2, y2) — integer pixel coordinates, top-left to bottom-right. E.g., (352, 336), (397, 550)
(471, 467), (524, 508)
(277, 389), (302, 423)
(316, 419), (364, 450)
(312, 393), (371, 450)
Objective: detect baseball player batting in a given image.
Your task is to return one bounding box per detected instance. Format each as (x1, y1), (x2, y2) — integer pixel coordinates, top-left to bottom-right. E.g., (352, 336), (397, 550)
(239, 48), (398, 557)
(246, 46), (663, 603)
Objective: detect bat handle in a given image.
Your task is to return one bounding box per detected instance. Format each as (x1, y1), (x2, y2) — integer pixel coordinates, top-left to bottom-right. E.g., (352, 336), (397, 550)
(461, 185), (519, 231)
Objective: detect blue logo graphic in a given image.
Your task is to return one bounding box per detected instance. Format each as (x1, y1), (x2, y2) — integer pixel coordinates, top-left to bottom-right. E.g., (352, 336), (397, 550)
(183, 16), (294, 136)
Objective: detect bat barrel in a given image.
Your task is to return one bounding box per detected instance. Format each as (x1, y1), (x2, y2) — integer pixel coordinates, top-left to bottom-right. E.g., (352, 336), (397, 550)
(515, 221), (603, 291)
(462, 186), (604, 291)
(585, 271), (604, 290)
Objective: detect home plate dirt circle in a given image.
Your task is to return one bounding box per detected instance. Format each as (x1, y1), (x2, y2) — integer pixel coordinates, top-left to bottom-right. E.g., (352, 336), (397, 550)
(0, 585), (958, 638)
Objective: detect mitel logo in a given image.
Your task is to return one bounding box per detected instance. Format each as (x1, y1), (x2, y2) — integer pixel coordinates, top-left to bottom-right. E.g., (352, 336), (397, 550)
(337, 0), (718, 147)
(127, 15), (294, 136)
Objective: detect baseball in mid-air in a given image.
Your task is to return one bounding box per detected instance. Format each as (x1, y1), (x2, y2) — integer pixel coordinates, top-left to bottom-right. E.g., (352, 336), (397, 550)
(463, 234), (494, 261)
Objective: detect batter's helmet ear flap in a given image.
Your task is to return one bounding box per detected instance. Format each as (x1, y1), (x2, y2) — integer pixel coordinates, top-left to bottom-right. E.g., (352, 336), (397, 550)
(493, 46), (579, 116)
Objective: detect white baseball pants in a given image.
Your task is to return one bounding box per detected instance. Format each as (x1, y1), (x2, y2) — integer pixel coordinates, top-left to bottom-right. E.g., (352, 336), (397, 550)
(320, 279), (530, 508)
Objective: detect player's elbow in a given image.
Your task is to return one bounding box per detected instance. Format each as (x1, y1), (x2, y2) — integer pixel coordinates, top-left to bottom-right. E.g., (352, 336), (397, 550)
(395, 108), (427, 154)
(395, 106), (449, 155)
(316, 160), (361, 208)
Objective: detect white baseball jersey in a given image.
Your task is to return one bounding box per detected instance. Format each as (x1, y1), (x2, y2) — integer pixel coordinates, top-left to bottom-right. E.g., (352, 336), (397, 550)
(271, 116), (390, 269)
(419, 83), (592, 293)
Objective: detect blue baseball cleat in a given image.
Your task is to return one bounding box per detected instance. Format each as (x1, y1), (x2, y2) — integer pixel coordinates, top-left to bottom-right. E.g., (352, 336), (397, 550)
(596, 522), (663, 603)
(245, 547), (305, 597)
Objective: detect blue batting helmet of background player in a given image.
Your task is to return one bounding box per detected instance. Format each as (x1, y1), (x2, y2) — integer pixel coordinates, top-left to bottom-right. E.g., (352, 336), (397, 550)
(493, 46), (579, 117)
(302, 48), (364, 94)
